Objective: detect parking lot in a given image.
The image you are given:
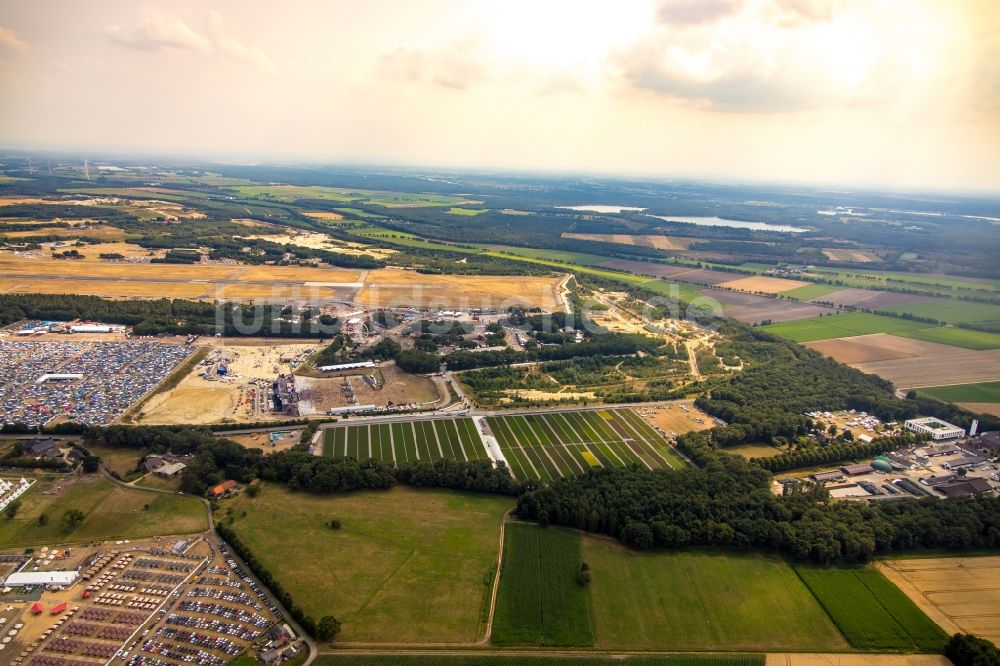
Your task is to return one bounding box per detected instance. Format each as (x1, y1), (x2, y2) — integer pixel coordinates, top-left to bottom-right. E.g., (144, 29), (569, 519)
(0, 340), (193, 427)
(6, 536), (294, 666)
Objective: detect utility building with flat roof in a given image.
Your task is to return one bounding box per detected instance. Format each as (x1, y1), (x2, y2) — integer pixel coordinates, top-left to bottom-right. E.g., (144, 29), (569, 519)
(905, 417), (965, 440)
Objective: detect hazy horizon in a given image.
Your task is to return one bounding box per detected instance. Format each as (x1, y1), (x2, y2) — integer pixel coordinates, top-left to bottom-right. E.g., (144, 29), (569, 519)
(2, 0), (999, 193)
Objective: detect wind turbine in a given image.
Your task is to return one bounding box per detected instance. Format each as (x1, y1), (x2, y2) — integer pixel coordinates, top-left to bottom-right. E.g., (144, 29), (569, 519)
(26, 158), (33, 175)
(84, 160), (91, 181)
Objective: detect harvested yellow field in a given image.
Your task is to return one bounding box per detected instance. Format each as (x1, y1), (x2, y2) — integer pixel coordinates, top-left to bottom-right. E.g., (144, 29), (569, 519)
(823, 248), (881, 263)
(766, 656), (948, 666)
(0, 278), (212, 299)
(562, 232), (694, 251)
(718, 275), (809, 293)
(357, 270), (563, 309)
(958, 402), (1000, 417)
(301, 210), (344, 220)
(878, 556), (1000, 643)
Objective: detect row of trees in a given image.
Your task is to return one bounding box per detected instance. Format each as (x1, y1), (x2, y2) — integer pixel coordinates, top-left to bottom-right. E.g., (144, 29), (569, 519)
(750, 434), (918, 473)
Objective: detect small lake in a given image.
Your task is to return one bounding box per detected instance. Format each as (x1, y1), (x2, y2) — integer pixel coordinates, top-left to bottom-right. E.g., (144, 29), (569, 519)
(557, 205), (648, 214)
(649, 215), (809, 233)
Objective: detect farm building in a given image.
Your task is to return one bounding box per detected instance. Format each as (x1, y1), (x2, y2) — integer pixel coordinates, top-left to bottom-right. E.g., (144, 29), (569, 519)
(210, 479), (237, 497)
(942, 455), (987, 471)
(970, 431), (1000, 455)
(935, 478), (994, 498)
(905, 417), (965, 440)
(142, 455), (165, 473)
(24, 439), (61, 458)
(841, 463), (874, 476)
(154, 462), (186, 478)
(812, 470), (845, 483)
(919, 474), (959, 487)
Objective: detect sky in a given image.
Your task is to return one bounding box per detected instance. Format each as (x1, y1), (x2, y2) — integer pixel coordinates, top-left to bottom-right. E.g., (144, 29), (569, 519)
(0, 0), (998, 192)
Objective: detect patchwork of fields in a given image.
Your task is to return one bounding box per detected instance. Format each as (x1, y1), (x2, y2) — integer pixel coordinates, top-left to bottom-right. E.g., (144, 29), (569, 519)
(485, 409), (688, 481)
(324, 417), (488, 464)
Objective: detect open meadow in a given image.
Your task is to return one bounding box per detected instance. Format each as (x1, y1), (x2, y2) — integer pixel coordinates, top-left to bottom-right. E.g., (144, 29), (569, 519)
(225, 485), (513, 643)
(584, 540), (848, 652)
(0, 475), (207, 547)
(878, 556), (1000, 644)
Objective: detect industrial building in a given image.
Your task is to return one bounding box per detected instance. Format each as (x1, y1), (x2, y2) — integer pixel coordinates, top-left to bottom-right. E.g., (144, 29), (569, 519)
(318, 361), (378, 372)
(904, 417), (965, 440)
(5, 571), (79, 587)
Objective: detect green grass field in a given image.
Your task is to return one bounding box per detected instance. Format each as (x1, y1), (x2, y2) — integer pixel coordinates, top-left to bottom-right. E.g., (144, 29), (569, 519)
(897, 326), (1000, 349)
(761, 312), (1000, 349)
(0, 476), (207, 547)
(324, 418), (487, 464)
(884, 299), (1000, 326)
(782, 283), (842, 301)
(332, 207), (387, 219)
(447, 207), (488, 216)
(314, 656), (764, 665)
(761, 312), (927, 342)
(227, 485), (512, 643)
(485, 409), (686, 482)
(492, 523), (594, 647)
(639, 278), (705, 303)
(918, 381), (1000, 404)
(584, 541), (848, 651)
(795, 566), (948, 651)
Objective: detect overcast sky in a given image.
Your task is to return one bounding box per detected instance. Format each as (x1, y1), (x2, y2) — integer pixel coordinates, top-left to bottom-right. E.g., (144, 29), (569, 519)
(1, 0), (998, 192)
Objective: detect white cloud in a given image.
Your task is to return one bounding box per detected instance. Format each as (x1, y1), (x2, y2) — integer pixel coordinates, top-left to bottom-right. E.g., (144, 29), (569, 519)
(106, 12), (276, 74)
(378, 38), (488, 90)
(207, 11), (277, 75)
(106, 15), (210, 52)
(656, 0), (742, 25)
(0, 24), (29, 55)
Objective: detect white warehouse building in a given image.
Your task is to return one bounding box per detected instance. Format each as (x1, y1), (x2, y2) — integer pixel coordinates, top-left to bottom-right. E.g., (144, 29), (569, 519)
(905, 417), (965, 441)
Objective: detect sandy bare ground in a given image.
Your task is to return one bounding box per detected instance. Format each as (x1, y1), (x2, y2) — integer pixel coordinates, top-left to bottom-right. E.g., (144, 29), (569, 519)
(766, 655), (949, 666)
(634, 400), (714, 437)
(244, 231), (395, 259)
(718, 275), (809, 293)
(138, 342), (316, 424)
(878, 556), (1000, 644)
